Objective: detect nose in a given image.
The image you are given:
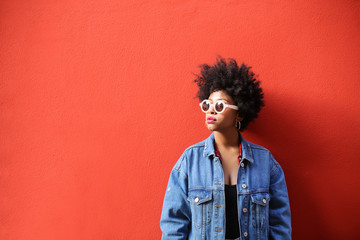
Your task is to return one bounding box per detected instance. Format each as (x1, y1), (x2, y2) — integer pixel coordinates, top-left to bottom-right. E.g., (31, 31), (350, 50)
(209, 104), (217, 115)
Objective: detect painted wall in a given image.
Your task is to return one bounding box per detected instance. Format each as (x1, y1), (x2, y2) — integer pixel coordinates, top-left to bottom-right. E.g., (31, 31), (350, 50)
(1, 0), (359, 239)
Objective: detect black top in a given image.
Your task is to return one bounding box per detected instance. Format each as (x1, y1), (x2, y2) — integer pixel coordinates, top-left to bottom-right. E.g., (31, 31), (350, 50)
(225, 185), (240, 239)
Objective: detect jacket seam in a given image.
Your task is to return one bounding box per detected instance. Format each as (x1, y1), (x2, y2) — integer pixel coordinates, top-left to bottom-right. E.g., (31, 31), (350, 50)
(270, 154), (280, 176)
(187, 188), (270, 194)
(174, 155), (188, 181)
(185, 143), (205, 151)
(249, 145), (268, 151)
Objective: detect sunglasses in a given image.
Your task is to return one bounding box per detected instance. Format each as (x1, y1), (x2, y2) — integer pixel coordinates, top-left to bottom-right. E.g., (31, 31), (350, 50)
(199, 99), (239, 114)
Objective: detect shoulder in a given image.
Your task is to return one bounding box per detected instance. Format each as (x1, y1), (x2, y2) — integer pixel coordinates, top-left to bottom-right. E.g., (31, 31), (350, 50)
(242, 137), (281, 171)
(242, 136), (271, 158)
(184, 138), (207, 152)
(173, 137), (209, 171)
(245, 139), (269, 152)
(181, 138), (207, 161)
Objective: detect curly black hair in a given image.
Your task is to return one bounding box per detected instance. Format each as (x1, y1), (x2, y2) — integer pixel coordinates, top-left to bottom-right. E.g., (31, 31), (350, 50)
(194, 57), (264, 131)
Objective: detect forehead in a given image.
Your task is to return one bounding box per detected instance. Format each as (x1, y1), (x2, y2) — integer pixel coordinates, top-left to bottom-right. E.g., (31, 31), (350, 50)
(208, 90), (234, 102)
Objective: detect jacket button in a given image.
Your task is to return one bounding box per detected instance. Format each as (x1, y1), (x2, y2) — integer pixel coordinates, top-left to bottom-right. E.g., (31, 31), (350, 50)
(195, 197), (199, 203)
(244, 232), (248, 237)
(241, 184), (247, 189)
(242, 208), (247, 213)
(240, 162), (245, 167)
(263, 198), (267, 204)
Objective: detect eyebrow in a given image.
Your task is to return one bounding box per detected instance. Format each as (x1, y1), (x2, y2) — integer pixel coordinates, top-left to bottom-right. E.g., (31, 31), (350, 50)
(208, 98), (231, 103)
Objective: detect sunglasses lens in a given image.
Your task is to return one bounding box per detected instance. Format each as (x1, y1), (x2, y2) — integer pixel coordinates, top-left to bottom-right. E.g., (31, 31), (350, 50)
(201, 101), (210, 112)
(215, 101), (224, 113)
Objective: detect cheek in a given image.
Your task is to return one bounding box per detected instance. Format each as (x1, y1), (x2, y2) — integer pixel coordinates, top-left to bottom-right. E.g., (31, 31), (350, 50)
(229, 116), (239, 126)
(225, 112), (237, 121)
(220, 114), (236, 125)
(226, 117), (236, 124)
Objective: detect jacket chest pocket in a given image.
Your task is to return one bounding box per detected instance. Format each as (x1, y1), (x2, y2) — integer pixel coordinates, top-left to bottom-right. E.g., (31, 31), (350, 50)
(187, 190), (213, 228)
(251, 192), (270, 230)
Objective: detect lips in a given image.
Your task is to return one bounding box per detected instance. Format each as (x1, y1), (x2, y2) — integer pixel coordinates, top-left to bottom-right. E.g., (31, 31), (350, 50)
(206, 116), (216, 123)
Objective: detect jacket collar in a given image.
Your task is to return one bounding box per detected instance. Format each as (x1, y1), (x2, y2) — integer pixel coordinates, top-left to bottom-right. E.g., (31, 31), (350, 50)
(203, 132), (254, 164)
(240, 134), (254, 164)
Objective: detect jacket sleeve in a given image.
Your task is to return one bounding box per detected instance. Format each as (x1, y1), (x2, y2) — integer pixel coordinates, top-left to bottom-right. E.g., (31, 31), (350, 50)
(269, 155), (292, 240)
(160, 155), (191, 239)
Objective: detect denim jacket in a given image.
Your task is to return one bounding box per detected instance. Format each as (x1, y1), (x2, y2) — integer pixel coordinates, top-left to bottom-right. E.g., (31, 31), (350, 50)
(160, 133), (291, 240)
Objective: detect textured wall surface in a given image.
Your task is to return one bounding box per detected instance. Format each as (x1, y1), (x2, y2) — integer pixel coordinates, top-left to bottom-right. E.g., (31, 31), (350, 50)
(1, 0), (359, 239)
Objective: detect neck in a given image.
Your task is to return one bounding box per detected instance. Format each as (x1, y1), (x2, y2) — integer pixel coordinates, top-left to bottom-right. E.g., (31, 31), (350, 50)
(214, 128), (239, 148)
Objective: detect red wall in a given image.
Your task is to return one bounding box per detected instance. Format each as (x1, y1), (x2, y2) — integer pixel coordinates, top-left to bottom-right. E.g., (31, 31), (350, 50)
(1, 0), (359, 239)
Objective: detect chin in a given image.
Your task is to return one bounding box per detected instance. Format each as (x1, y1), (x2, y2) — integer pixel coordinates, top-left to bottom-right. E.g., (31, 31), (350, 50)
(207, 125), (217, 131)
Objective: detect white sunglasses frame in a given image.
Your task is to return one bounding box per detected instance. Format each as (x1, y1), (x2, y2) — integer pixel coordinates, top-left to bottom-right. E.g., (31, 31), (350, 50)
(199, 99), (239, 114)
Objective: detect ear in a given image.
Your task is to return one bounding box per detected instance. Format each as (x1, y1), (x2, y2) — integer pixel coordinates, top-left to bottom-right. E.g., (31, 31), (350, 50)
(236, 114), (244, 122)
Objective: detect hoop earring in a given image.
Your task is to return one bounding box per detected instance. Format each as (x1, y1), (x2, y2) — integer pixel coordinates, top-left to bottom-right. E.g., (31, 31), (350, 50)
(236, 121), (241, 131)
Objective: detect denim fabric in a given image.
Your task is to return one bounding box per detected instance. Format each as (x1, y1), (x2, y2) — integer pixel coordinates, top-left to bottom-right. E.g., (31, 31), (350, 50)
(160, 133), (291, 240)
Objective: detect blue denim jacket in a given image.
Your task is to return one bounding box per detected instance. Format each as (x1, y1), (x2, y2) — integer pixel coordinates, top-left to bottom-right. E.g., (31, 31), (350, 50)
(160, 133), (291, 240)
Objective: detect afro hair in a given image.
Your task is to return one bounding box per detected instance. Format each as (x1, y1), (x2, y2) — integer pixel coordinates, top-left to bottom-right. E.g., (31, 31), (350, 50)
(194, 57), (265, 131)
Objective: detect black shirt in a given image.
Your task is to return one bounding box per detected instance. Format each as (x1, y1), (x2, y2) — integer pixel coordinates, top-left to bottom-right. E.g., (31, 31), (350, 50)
(225, 185), (240, 239)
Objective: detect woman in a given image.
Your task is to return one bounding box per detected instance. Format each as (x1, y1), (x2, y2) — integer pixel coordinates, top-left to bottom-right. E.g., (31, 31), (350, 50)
(160, 57), (291, 240)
